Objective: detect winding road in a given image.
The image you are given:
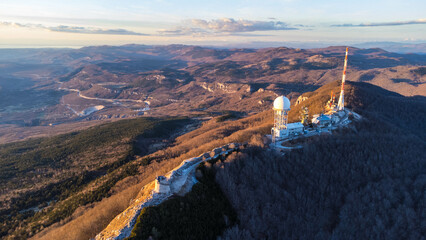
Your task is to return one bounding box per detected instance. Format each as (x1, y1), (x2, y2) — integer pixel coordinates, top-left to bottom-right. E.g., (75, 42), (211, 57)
(58, 82), (150, 116)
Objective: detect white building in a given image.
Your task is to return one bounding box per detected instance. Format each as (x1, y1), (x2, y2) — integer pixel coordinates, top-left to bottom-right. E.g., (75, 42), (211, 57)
(154, 176), (170, 194)
(271, 96), (305, 142)
(272, 96), (291, 141)
(287, 122), (304, 135)
(312, 114), (331, 127)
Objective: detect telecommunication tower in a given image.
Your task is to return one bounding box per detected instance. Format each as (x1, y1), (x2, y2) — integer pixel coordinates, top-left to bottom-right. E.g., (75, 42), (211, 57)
(326, 91), (337, 112)
(337, 47), (349, 111)
(300, 106), (309, 125)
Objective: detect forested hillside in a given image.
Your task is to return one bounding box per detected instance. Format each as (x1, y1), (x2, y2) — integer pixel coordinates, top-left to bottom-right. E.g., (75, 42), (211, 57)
(114, 81), (425, 240)
(4, 80), (424, 240)
(31, 109), (272, 240)
(0, 117), (189, 239)
(217, 125), (424, 239)
(214, 81), (425, 239)
(127, 160), (237, 240)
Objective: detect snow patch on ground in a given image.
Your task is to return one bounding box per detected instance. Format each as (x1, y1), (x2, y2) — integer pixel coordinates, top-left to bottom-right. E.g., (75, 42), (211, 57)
(65, 105), (105, 117)
(80, 105), (104, 116)
(134, 102), (150, 112)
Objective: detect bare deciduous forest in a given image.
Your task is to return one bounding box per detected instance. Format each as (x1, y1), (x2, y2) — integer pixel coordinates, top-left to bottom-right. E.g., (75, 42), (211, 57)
(215, 82), (425, 239)
(2, 80), (424, 240)
(217, 130), (424, 239)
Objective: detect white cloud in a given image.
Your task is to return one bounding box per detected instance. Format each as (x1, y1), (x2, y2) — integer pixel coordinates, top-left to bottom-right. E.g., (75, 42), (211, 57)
(158, 18), (297, 36)
(332, 19), (426, 27)
(0, 21), (149, 36)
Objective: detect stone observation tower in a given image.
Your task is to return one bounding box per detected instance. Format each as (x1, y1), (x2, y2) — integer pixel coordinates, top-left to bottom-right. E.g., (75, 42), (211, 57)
(272, 96), (291, 143)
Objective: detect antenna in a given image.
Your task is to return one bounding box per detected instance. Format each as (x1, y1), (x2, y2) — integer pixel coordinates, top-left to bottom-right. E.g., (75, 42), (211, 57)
(300, 106), (309, 125)
(337, 47), (348, 111)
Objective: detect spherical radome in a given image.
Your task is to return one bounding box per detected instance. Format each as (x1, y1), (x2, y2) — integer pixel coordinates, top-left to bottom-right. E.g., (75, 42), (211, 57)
(273, 96), (291, 110)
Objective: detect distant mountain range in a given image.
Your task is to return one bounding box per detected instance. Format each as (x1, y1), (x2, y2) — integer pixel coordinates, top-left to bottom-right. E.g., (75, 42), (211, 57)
(216, 41), (426, 54)
(352, 42), (426, 54)
(0, 44), (425, 144)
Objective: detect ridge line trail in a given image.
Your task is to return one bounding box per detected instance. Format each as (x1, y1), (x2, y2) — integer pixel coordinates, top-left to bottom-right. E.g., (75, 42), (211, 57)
(95, 143), (240, 240)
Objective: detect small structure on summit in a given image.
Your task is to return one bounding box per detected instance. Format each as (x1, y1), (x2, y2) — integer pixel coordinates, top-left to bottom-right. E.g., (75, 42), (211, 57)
(154, 176), (170, 194)
(325, 91), (337, 113)
(271, 96), (290, 143)
(312, 114), (332, 128)
(299, 106), (309, 125)
(272, 96), (304, 143)
(269, 48), (357, 149)
(286, 122), (304, 135)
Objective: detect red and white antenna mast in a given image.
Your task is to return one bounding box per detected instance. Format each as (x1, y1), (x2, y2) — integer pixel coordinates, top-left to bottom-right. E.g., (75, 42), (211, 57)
(337, 47), (348, 111)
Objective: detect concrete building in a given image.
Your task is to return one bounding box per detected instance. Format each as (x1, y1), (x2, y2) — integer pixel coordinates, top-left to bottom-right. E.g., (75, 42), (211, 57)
(312, 114), (331, 127)
(154, 176), (170, 194)
(287, 122), (304, 135)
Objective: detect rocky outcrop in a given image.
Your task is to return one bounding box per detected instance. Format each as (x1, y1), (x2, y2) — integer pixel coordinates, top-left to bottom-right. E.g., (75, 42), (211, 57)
(199, 82), (248, 94)
(295, 95), (308, 105)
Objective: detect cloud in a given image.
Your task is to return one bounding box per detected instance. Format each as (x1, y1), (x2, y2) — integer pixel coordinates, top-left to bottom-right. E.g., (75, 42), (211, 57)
(48, 25), (148, 35)
(0, 22), (31, 28)
(0, 21), (149, 36)
(158, 18), (297, 36)
(331, 19), (426, 27)
(158, 27), (209, 36)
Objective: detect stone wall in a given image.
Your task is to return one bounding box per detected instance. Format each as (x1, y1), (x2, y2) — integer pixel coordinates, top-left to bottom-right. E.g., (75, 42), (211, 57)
(96, 142), (240, 240)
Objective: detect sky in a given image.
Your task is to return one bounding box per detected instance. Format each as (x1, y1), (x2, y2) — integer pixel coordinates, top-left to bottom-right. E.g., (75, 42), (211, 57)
(0, 0), (425, 48)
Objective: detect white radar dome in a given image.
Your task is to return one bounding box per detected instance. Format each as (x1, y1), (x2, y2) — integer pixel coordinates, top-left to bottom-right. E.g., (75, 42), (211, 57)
(273, 96), (291, 110)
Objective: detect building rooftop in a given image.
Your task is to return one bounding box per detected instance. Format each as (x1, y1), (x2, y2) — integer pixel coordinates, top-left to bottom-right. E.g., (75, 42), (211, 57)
(287, 122), (304, 129)
(313, 114), (331, 121)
